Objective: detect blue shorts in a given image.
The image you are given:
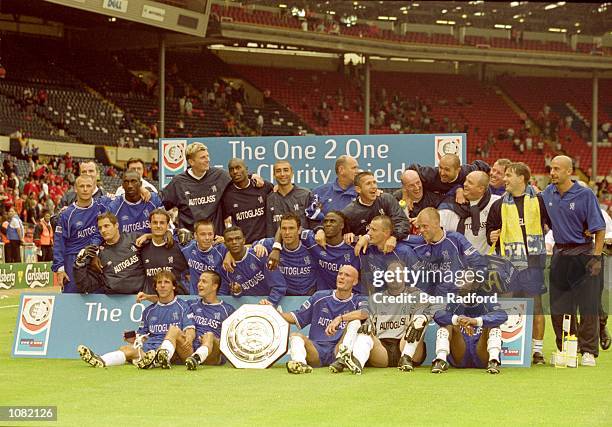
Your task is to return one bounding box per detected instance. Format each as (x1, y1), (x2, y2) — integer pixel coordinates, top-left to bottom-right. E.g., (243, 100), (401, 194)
(509, 267), (546, 296)
(448, 328), (486, 369)
(142, 339), (162, 353)
(312, 340), (338, 367)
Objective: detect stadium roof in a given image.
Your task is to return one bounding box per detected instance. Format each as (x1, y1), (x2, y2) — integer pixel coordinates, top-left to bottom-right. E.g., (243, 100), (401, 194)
(243, 1), (612, 36)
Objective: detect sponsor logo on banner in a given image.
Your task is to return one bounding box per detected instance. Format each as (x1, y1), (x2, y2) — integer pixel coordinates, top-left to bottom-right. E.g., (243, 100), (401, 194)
(25, 264), (51, 288)
(142, 4), (166, 22)
(499, 300), (531, 365)
(0, 265), (17, 290)
(162, 140), (186, 172)
(103, 0), (128, 13)
(14, 295), (56, 356)
(434, 135), (463, 165)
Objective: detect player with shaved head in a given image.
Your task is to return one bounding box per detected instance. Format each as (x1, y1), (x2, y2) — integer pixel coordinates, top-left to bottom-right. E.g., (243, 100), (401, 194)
(281, 265), (369, 374)
(541, 155), (605, 366)
(438, 170), (501, 254)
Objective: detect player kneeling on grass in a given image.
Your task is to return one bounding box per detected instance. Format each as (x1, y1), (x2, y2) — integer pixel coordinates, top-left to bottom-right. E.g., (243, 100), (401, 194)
(185, 271), (236, 370)
(77, 271), (194, 369)
(332, 260), (444, 374)
(279, 264), (369, 374)
(430, 298), (508, 375)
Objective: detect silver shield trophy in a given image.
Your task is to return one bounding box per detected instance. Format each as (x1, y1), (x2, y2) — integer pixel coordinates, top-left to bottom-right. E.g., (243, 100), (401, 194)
(220, 304), (290, 369)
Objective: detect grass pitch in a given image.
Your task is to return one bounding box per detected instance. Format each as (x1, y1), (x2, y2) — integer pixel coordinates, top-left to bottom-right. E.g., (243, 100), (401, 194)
(1, 292), (611, 427)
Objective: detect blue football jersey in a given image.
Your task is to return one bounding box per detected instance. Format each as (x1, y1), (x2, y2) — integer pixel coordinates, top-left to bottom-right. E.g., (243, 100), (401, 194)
(291, 290), (368, 344)
(405, 231), (487, 296)
(188, 299), (236, 338)
(256, 238), (316, 296)
(181, 241), (228, 295)
(359, 241), (420, 291)
(137, 297), (194, 349)
(301, 230), (362, 293)
(107, 193), (162, 234)
(221, 248), (287, 306)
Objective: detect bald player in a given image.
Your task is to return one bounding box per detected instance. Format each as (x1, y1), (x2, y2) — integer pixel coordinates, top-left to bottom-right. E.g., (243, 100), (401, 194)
(408, 207), (487, 297)
(281, 265), (369, 373)
(393, 170), (445, 228)
(408, 154), (490, 196)
(541, 155), (605, 366)
(438, 171), (500, 254)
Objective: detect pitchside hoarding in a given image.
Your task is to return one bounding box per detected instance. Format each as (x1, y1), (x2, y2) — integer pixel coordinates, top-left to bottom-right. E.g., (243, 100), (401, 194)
(159, 134), (466, 189)
(12, 294), (532, 367)
(0, 262), (53, 290)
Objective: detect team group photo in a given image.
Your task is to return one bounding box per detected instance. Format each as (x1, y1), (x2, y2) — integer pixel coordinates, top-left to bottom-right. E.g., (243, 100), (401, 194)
(1, 0), (611, 425)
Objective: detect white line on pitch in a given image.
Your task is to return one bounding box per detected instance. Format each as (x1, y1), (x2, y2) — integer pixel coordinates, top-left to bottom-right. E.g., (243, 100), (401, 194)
(0, 305), (18, 309)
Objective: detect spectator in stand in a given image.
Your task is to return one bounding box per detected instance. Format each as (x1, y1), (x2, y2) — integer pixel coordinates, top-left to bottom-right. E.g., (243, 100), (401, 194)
(34, 209), (53, 262)
(64, 152), (73, 170)
(179, 96), (186, 115)
(256, 114), (264, 135)
(5, 207), (24, 263)
(151, 161), (159, 181)
(149, 123), (159, 140)
(37, 89), (47, 106)
(185, 98), (193, 117)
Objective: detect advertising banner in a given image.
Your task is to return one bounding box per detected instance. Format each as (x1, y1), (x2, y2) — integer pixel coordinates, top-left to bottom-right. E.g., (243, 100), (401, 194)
(0, 262), (53, 290)
(13, 294), (531, 367)
(159, 133), (467, 189)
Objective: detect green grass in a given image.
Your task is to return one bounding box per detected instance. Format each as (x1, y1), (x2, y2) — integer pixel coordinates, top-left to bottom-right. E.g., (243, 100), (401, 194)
(1, 292), (612, 426)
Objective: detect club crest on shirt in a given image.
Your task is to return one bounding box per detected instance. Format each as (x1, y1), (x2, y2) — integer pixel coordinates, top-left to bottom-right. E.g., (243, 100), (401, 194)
(214, 312), (221, 320)
(250, 263), (258, 272)
(442, 250), (449, 259)
(168, 256), (173, 263)
(131, 245), (137, 252)
(150, 316), (157, 322)
(122, 215), (129, 221)
(304, 256), (311, 265)
(172, 312), (179, 321)
(378, 208), (385, 215)
(321, 307), (329, 314)
(344, 253), (351, 262)
(211, 185), (217, 193)
(145, 259), (150, 264)
(569, 202), (575, 210)
(207, 255), (214, 263)
(294, 204), (299, 211)
(233, 204), (239, 208)
(76, 221), (83, 227)
(184, 191), (191, 196)
(258, 196), (263, 204)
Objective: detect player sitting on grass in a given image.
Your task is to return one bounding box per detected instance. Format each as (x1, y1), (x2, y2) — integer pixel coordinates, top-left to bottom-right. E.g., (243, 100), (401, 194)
(431, 297), (508, 375)
(280, 265), (369, 374)
(77, 271), (194, 369)
(185, 271), (235, 370)
(332, 260), (445, 375)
